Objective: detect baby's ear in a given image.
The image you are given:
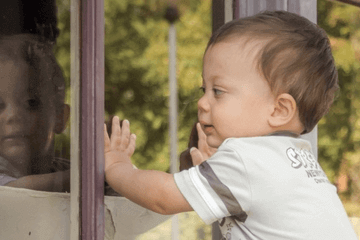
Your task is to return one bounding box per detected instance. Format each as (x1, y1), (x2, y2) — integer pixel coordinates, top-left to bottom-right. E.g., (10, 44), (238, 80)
(268, 93), (297, 128)
(54, 104), (70, 134)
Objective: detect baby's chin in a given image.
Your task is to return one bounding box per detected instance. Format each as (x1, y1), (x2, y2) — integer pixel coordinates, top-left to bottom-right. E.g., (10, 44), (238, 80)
(206, 139), (221, 149)
(0, 145), (32, 167)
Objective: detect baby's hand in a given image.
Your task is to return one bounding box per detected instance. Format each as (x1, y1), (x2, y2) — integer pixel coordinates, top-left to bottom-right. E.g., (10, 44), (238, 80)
(180, 122), (217, 170)
(104, 116), (136, 172)
(190, 123), (217, 165)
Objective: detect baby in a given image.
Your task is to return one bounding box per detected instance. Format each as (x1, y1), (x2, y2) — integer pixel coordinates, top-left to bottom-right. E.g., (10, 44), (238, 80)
(104, 11), (358, 239)
(0, 34), (70, 192)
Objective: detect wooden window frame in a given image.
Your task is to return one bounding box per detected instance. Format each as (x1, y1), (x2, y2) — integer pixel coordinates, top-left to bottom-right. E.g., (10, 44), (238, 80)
(70, 0), (105, 239)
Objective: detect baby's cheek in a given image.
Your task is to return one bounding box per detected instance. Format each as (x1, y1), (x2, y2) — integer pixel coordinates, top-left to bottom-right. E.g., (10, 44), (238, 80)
(30, 114), (55, 147)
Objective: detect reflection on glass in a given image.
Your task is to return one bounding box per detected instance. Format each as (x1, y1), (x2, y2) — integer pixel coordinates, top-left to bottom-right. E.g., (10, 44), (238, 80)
(0, 34), (70, 192)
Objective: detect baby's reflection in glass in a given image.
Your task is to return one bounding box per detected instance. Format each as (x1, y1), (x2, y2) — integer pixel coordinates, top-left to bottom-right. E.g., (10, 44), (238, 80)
(0, 34), (70, 192)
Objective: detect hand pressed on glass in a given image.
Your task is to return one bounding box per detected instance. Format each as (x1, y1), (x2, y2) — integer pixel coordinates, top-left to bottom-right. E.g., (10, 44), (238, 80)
(179, 122), (217, 171)
(104, 116), (192, 215)
(191, 122), (217, 165)
(104, 117), (136, 172)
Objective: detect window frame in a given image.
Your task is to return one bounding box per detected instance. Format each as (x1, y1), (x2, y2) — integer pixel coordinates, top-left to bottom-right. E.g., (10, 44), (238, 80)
(70, 0), (105, 239)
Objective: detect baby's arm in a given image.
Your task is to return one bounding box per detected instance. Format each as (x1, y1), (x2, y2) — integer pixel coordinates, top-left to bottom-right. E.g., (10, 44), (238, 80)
(5, 170), (70, 192)
(104, 117), (193, 215)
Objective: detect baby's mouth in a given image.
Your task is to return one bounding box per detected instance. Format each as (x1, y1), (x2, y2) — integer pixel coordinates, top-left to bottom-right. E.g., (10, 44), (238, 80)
(2, 134), (28, 143)
(202, 124), (214, 134)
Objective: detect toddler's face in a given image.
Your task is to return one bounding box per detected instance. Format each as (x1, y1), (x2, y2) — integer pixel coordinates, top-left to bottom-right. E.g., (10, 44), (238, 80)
(198, 40), (275, 148)
(0, 58), (58, 174)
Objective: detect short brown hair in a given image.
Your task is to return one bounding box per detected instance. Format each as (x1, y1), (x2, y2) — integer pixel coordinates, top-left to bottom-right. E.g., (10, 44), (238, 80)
(207, 11), (339, 134)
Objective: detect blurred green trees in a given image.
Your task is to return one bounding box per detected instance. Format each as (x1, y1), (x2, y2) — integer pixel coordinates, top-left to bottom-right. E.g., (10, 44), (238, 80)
(317, 0), (360, 204)
(102, 0), (211, 171)
(54, 0), (360, 206)
(54, 0), (211, 172)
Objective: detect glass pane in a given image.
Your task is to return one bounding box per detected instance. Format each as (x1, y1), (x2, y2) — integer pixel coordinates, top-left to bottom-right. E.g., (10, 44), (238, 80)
(103, 0), (211, 239)
(0, 0), (70, 192)
(0, 0), (71, 239)
(0, 34), (70, 191)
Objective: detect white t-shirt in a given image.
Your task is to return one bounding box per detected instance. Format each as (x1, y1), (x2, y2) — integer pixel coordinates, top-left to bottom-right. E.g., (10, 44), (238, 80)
(174, 135), (358, 240)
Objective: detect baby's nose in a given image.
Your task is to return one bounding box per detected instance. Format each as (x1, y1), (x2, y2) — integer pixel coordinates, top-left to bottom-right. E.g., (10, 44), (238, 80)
(197, 95), (210, 113)
(3, 103), (27, 123)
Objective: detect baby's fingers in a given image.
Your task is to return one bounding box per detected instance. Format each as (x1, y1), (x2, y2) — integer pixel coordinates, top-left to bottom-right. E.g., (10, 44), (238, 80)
(197, 122), (208, 152)
(127, 134), (137, 157)
(110, 116), (122, 148)
(111, 116), (121, 135)
(190, 147), (205, 166)
(104, 124), (111, 153)
(196, 122), (217, 159)
(120, 119), (131, 149)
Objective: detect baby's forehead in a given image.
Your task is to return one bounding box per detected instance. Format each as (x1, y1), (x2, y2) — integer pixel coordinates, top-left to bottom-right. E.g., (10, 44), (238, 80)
(0, 38), (29, 59)
(206, 37), (265, 67)
(0, 58), (54, 97)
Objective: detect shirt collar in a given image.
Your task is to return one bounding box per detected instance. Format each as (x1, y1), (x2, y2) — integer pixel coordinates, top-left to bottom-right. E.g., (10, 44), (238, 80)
(267, 131), (300, 138)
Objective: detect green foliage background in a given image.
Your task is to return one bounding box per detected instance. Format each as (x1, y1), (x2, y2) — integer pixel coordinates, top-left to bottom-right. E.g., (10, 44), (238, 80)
(317, 1), (360, 205)
(54, 0), (211, 172)
(54, 0), (360, 221)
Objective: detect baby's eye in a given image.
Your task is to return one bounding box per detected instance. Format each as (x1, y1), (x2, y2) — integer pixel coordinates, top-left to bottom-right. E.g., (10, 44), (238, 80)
(199, 86), (205, 93)
(213, 88), (224, 96)
(27, 98), (41, 109)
